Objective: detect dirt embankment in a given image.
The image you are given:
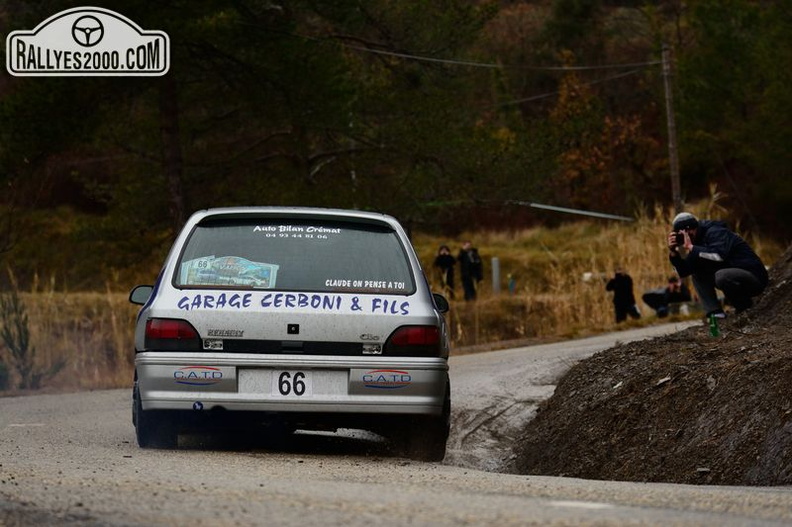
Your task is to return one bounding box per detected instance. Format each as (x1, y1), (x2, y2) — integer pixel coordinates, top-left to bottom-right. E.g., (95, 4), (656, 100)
(512, 245), (792, 485)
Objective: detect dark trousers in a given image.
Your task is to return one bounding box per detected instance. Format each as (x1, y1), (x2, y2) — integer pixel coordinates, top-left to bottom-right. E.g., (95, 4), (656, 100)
(642, 289), (670, 317)
(461, 276), (477, 301)
(694, 268), (764, 313)
(614, 304), (640, 323)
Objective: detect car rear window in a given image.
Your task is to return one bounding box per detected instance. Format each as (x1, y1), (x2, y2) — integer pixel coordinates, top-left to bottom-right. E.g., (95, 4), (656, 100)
(174, 218), (416, 294)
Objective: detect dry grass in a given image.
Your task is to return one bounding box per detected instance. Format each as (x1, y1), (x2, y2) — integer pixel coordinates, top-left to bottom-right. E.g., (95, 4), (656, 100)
(0, 202), (784, 393)
(0, 288), (138, 393)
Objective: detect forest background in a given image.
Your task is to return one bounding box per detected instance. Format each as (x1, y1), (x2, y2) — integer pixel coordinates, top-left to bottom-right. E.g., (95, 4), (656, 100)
(0, 1), (790, 391)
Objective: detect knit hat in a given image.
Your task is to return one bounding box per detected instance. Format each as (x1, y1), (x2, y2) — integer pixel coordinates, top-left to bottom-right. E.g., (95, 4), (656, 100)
(672, 212), (699, 231)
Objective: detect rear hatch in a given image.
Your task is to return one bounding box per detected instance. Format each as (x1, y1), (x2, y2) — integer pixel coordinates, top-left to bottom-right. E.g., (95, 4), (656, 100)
(141, 211), (445, 358)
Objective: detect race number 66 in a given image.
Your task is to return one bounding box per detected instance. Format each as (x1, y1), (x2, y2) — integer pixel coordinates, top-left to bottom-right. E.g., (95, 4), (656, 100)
(274, 371), (312, 397)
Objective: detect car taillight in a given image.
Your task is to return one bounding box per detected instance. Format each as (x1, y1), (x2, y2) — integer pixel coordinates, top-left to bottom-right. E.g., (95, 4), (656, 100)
(384, 325), (442, 356)
(144, 318), (201, 351)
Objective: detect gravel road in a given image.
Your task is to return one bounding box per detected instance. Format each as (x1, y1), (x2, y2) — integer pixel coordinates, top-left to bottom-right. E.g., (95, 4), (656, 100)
(2, 322), (792, 526)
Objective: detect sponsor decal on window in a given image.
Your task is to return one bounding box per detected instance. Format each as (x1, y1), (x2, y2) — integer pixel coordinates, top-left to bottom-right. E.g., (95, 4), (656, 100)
(175, 292), (411, 315)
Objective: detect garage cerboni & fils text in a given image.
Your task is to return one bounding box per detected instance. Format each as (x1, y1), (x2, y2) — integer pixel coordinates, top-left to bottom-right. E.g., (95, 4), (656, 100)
(177, 292), (411, 316)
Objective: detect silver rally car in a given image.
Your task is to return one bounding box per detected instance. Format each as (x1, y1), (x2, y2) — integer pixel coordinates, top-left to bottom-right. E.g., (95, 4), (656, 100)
(129, 207), (450, 460)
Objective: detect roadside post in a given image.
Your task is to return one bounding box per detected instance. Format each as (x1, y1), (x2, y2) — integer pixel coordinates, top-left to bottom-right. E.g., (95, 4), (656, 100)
(491, 257), (500, 295)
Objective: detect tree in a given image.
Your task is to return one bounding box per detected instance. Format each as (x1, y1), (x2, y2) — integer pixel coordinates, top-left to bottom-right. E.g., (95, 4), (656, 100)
(677, 0), (792, 234)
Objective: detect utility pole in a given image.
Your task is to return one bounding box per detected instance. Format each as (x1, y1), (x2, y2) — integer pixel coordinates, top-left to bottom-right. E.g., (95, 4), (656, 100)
(662, 44), (682, 213)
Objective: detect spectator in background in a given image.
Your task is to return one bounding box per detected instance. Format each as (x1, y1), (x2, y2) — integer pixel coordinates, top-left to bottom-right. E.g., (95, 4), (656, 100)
(642, 275), (691, 318)
(433, 245), (456, 299)
(606, 266), (641, 323)
(668, 212), (768, 318)
(458, 241), (483, 301)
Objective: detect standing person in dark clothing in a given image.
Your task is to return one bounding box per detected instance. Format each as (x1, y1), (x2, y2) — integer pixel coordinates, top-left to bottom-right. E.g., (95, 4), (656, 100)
(458, 241), (483, 301)
(433, 245), (456, 299)
(668, 212), (768, 317)
(606, 266), (641, 323)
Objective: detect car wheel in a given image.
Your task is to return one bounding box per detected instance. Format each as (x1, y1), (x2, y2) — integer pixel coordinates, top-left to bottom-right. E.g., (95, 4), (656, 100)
(133, 385), (178, 449)
(405, 387), (450, 462)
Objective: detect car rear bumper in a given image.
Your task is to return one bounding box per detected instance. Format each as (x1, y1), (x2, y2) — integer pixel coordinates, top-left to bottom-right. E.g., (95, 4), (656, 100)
(135, 352), (449, 416)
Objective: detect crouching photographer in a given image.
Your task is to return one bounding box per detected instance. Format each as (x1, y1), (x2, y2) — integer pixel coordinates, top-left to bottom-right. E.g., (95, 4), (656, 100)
(668, 212), (768, 318)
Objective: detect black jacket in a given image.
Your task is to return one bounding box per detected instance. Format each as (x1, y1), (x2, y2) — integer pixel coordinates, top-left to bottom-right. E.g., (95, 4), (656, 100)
(606, 273), (636, 308)
(458, 248), (483, 281)
(434, 254), (456, 285)
(670, 220), (768, 287)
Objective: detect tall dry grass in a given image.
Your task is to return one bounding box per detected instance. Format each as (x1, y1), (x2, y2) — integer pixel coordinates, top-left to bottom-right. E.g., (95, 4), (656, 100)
(0, 200), (784, 392)
(1, 281), (138, 393)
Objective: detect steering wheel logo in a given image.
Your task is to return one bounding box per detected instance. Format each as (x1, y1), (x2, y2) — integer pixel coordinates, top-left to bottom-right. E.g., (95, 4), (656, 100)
(71, 15), (104, 47)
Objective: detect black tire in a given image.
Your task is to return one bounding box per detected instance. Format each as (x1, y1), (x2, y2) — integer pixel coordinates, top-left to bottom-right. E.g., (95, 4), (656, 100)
(133, 385), (178, 449)
(405, 386), (450, 462)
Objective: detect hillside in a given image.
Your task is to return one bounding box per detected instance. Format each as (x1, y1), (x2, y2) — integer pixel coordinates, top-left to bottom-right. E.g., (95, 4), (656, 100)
(512, 244), (792, 485)
(4, 1), (792, 291)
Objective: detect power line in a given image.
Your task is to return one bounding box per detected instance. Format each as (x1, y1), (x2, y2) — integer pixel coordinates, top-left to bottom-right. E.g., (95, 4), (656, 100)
(243, 20), (663, 73)
(286, 29), (662, 72)
(495, 68), (647, 107)
(332, 39), (661, 71)
(299, 28), (658, 107)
